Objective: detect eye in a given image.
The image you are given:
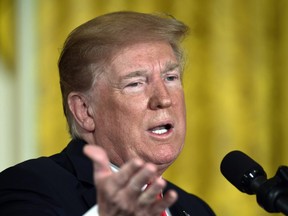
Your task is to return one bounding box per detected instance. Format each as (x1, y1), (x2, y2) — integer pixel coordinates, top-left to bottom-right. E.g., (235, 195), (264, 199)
(165, 75), (179, 82)
(123, 81), (145, 94)
(126, 82), (143, 88)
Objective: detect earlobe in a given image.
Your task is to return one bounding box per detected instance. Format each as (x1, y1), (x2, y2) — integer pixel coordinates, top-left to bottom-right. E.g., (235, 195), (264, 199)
(68, 93), (95, 132)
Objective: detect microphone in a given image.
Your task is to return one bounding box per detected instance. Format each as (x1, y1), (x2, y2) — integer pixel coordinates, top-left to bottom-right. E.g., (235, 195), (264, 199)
(220, 150), (267, 195)
(220, 150), (288, 215)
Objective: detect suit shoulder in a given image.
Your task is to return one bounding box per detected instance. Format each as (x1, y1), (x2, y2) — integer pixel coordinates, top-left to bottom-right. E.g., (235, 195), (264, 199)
(0, 157), (56, 189)
(0, 157), (86, 216)
(0, 156), (76, 192)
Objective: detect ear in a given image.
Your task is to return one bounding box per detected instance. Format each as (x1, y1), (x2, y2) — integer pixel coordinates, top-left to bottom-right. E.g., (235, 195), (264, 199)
(67, 92), (95, 132)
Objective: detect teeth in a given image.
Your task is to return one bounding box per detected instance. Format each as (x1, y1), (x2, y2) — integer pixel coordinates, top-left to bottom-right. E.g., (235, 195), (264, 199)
(151, 128), (168, 135)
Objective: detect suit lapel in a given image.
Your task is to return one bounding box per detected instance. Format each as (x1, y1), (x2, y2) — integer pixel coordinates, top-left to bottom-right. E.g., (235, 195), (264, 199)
(64, 139), (97, 208)
(170, 204), (191, 216)
(81, 187), (97, 208)
(64, 139), (94, 184)
(165, 182), (192, 216)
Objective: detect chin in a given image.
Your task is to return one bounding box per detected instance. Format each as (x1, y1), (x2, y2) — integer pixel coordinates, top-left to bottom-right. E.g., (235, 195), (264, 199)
(154, 157), (176, 176)
(141, 142), (183, 165)
(153, 150), (179, 166)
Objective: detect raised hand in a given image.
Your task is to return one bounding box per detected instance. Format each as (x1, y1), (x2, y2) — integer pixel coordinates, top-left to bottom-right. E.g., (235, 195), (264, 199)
(83, 145), (178, 216)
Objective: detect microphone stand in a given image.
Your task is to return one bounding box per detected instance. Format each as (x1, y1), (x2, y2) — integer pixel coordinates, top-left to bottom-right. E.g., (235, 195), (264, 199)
(256, 166), (288, 215)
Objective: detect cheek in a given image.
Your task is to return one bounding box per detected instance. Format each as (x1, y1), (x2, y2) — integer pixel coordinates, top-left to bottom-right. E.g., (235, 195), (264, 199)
(175, 92), (187, 132)
(94, 95), (145, 133)
(116, 94), (148, 118)
(182, 100), (186, 119)
(175, 91), (186, 113)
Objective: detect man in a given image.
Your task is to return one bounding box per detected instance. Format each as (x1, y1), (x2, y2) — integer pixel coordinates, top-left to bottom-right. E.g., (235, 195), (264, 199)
(0, 11), (215, 216)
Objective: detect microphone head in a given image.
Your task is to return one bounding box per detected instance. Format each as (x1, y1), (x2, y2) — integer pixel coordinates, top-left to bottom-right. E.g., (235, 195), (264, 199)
(220, 150), (267, 194)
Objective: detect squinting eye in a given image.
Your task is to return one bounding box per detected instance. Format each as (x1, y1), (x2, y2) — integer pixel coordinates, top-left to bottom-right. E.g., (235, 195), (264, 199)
(123, 81), (145, 93)
(126, 82), (142, 88)
(166, 75), (179, 81)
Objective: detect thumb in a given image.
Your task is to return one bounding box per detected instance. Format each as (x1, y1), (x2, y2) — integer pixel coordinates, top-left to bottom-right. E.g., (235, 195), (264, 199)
(83, 145), (112, 181)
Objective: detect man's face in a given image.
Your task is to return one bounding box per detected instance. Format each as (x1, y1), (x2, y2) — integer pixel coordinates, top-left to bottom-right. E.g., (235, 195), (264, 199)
(90, 41), (186, 173)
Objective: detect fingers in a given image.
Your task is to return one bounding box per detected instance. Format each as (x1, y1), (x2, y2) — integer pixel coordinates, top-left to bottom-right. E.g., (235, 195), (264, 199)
(104, 160), (161, 202)
(83, 144), (158, 191)
(113, 158), (145, 189)
(161, 189), (178, 209)
(135, 182), (178, 216)
(126, 163), (157, 193)
(83, 144), (178, 215)
(83, 145), (112, 180)
(137, 179), (177, 211)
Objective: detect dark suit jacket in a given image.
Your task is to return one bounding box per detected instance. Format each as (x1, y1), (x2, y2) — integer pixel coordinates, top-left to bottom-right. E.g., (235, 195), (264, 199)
(0, 139), (215, 216)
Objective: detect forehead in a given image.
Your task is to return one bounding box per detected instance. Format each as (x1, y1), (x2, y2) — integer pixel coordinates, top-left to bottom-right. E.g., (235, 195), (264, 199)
(108, 41), (178, 76)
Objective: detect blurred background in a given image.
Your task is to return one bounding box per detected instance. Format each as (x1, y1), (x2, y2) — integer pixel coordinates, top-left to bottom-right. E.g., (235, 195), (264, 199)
(0, 0), (287, 215)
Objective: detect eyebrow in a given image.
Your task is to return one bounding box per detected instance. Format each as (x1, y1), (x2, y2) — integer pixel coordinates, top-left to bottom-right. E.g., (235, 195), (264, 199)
(121, 70), (148, 80)
(161, 62), (180, 75)
(120, 61), (180, 80)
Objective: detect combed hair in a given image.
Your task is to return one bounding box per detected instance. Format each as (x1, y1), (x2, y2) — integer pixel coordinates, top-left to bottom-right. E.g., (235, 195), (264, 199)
(58, 11), (189, 138)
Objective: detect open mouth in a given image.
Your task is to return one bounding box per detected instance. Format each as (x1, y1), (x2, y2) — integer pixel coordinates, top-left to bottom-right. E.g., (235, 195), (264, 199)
(149, 123), (173, 135)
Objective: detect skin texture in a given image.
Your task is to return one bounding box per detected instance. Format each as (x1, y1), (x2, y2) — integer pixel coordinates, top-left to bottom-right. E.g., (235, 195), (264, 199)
(68, 41), (186, 215)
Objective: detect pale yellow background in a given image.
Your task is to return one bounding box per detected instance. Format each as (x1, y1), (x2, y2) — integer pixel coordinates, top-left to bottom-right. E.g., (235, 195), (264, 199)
(1, 0), (288, 216)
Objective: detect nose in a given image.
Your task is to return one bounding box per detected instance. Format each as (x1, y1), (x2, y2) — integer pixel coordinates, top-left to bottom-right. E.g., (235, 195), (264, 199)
(148, 81), (172, 110)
